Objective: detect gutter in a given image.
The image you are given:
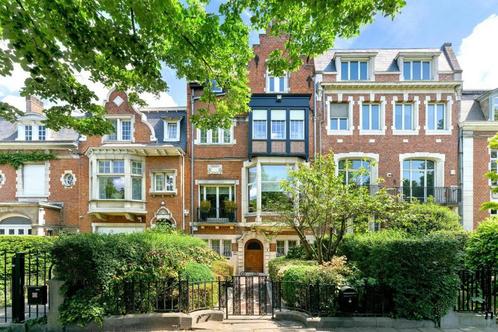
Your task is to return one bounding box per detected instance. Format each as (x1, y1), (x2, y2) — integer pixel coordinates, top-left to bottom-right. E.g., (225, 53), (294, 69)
(190, 92), (201, 235)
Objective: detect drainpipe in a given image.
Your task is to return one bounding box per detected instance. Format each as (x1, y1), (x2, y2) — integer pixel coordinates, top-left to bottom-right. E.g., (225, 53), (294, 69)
(181, 152), (185, 231)
(190, 92), (201, 235)
(313, 75), (317, 159)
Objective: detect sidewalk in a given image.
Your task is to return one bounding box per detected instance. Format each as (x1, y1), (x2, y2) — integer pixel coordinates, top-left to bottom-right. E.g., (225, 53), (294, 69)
(192, 317), (498, 332)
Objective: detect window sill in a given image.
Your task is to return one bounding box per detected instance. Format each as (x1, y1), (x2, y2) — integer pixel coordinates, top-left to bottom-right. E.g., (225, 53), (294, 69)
(195, 142), (236, 146)
(149, 190), (177, 196)
(392, 129), (420, 136)
(359, 130), (386, 136)
(424, 130), (452, 136)
(164, 139), (180, 143)
(326, 130), (353, 136)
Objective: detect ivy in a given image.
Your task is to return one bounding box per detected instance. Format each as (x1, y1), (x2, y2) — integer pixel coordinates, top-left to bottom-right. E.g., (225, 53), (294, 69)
(0, 151), (56, 169)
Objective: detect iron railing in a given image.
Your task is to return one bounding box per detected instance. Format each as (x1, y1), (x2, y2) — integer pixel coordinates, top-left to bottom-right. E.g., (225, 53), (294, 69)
(197, 207), (237, 222)
(394, 186), (461, 205)
(455, 269), (497, 319)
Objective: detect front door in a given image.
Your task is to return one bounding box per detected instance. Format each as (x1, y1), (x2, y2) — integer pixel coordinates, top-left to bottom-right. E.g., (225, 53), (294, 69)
(244, 239), (264, 273)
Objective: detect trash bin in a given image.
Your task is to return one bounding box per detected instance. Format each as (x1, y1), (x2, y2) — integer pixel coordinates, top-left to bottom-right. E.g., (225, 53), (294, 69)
(339, 286), (358, 313)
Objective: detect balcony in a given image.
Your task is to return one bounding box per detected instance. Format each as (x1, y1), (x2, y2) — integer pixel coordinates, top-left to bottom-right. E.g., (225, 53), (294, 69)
(353, 185), (461, 205)
(196, 207), (238, 223)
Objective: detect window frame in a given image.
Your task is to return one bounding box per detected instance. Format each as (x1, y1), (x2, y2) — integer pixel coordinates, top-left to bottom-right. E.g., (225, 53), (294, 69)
(426, 103), (447, 132)
(104, 117), (133, 142)
(252, 110), (267, 140)
(164, 120), (181, 142)
(403, 60), (432, 81)
(196, 126), (234, 145)
(266, 68), (288, 93)
(25, 125), (33, 141)
(338, 159), (372, 186)
(393, 103), (416, 132)
(289, 110), (305, 140)
(340, 60), (369, 81)
(328, 102), (351, 134)
(38, 125), (46, 141)
(151, 170), (177, 194)
(361, 103), (382, 132)
(270, 110), (286, 140)
(93, 158), (145, 201)
(19, 163), (47, 198)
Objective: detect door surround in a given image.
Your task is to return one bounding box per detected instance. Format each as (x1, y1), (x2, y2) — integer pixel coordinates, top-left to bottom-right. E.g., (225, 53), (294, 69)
(244, 239), (264, 273)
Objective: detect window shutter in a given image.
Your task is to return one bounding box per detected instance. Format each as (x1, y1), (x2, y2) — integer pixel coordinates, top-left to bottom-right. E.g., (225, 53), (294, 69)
(330, 103), (349, 118)
(23, 164), (46, 196)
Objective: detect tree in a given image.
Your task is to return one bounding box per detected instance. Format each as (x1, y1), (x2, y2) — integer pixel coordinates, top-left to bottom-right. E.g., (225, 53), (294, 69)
(482, 135), (498, 211)
(0, 0), (405, 135)
(277, 153), (398, 264)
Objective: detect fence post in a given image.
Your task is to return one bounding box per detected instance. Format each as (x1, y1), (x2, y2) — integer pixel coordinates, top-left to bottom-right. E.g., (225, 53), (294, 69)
(12, 252), (25, 323)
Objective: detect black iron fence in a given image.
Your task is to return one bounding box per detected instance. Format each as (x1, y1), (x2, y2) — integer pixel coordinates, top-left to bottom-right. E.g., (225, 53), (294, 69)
(0, 251), (51, 323)
(197, 207), (237, 222)
(455, 269), (497, 319)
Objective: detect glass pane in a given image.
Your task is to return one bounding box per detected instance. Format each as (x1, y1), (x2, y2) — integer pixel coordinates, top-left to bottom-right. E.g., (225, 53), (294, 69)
(404, 104), (413, 130)
(155, 173), (165, 191)
(211, 240), (220, 254)
(290, 120), (304, 139)
(437, 104), (445, 130)
(276, 241), (285, 257)
(427, 104), (435, 130)
(121, 120), (131, 140)
(212, 129), (219, 143)
(99, 161), (111, 173)
(166, 175), (175, 191)
(413, 61), (421, 80)
(422, 61), (431, 80)
(248, 183), (257, 212)
(362, 105), (370, 130)
(108, 120), (117, 140)
(132, 177), (142, 200)
(371, 105), (380, 130)
(288, 240), (297, 249)
(205, 187), (217, 216)
(426, 160), (435, 169)
(350, 61), (359, 80)
(167, 122), (177, 139)
(261, 165), (288, 182)
(403, 160), (411, 170)
(403, 62), (411, 80)
(271, 120), (285, 139)
(112, 160), (125, 173)
(269, 77), (274, 92)
(331, 118), (338, 130)
(200, 129), (208, 143)
(253, 120), (267, 139)
(339, 118), (348, 130)
(395, 105), (403, 130)
(248, 167), (257, 184)
(279, 76), (285, 92)
(360, 62), (368, 80)
(223, 240), (231, 257)
(223, 129), (231, 143)
(261, 191), (288, 211)
(99, 177), (125, 199)
(341, 62), (348, 80)
(131, 161), (142, 175)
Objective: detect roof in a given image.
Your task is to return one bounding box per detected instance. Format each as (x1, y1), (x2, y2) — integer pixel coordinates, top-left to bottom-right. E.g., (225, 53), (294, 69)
(0, 114), (79, 142)
(315, 46), (454, 73)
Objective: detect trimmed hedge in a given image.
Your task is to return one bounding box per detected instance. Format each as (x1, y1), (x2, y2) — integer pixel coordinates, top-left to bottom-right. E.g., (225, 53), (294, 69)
(466, 217), (498, 269)
(52, 231), (221, 326)
(180, 262), (213, 281)
(339, 230), (464, 322)
(268, 257), (317, 281)
(0, 235), (54, 253)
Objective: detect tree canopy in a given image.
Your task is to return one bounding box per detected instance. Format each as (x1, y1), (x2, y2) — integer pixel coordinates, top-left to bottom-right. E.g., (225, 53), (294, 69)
(0, 0), (405, 135)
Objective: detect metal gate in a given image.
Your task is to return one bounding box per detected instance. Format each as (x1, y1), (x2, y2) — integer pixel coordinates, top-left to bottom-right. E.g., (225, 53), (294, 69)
(223, 275), (273, 318)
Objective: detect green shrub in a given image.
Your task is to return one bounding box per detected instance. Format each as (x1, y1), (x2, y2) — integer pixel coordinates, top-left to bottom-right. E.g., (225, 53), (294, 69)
(466, 217), (498, 269)
(52, 231), (221, 327)
(0, 235), (54, 253)
(339, 230), (462, 322)
(268, 257), (317, 281)
(387, 201), (462, 236)
(180, 262), (213, 281)
(210, 260), (234, 278)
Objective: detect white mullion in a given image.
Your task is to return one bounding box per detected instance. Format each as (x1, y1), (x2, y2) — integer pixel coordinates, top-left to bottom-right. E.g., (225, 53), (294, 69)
(216, 186), (220, 218)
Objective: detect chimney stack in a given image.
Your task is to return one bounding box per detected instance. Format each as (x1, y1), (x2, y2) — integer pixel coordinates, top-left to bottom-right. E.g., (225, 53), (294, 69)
(25, 96), (44, 114)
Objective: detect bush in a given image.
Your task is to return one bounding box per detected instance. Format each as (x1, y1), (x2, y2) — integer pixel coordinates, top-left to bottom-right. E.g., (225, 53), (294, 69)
(211, 260), (234, 278)
(268, 257), (317, 281)
(387, 201), (462, 236)
(339, 230), (463, 322)
(0, 235), (54, 253)
(466, 217), (498, 269)
(52, 231), (221, 326)
(180, 262), (213, 281)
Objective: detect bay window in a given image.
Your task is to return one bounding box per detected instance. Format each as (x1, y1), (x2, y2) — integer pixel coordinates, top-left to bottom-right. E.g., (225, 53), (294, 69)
(394, 103), (414, 131)
(271, 110), (286, 139)
(95, 158), (144, 200)
(290, 110), (304, 140)
(427, 103), (446, 131)
(252, 110), (267, 139)
(361, 104), (381, 131)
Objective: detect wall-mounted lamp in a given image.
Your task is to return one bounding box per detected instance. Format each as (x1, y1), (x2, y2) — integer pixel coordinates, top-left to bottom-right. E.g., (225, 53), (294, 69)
(276, 94), (282, 102)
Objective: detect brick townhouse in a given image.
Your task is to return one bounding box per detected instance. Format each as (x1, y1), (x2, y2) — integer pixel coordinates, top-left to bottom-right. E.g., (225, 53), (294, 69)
(0, 32), (496, 274)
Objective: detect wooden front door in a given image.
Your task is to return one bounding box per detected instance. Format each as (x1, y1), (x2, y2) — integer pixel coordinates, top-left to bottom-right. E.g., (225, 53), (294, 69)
(244, 239), (264, 273)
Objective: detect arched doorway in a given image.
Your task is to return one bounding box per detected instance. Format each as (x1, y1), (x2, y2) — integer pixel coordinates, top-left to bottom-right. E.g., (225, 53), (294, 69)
(244, 239), (264, 273)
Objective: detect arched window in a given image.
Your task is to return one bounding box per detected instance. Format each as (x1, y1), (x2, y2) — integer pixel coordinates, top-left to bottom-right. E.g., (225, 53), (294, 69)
(402, 159), (435, 202)
(0, 216), (32, 235)
(338, 159), (371, 186)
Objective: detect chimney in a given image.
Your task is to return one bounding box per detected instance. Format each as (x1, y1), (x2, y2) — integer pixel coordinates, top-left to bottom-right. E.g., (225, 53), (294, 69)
(25, 96), (44, 114)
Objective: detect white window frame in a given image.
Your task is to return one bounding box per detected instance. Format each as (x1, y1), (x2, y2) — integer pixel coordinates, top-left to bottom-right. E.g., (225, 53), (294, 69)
(393, 103), (415, 132)
(334, 153), (379, 185)
(252, 110), (268, 139)
(326, 97), (354, 135)
(25, 125), (33, 141)
(38, 125), (46, 141)
(490, 150), (498, 188)
(424, 96), (453, 135)
(289, 110), (305, 140)
(104, 116), (134, 142)
(164, 120), (181, 142)
(195, 125), (234, 145)
(360, 103), (382, 132)
(270, 110), (286, 140)
(491, 95), (498, 122)
(0, 226), (32, 236)
(399, 153), (445, 190)
(402, 59), (432, 81)
(17, 163), (49, 198)
(266, 68), (288, 93)
(150, 170), (177, 194)
(340, 60), (369, 81)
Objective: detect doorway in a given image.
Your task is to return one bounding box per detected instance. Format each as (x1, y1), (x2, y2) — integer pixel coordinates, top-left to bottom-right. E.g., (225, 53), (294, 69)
(244, 239), (264, 273)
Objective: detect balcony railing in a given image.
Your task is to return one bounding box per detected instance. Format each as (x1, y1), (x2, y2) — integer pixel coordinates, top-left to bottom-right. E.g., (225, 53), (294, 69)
(349, 185), (461, 205)
(196, 207), (237, 223)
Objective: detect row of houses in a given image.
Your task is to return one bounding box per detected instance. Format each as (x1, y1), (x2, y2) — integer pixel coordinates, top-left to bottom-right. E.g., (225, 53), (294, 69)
(0, 33), (496, 273)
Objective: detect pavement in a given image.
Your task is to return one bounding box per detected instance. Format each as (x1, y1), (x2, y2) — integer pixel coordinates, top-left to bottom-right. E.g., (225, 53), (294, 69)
(192, 317), (498, 332)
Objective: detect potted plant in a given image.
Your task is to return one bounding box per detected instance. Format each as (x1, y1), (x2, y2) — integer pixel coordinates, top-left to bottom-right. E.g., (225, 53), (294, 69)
(199, 200), (211, 221)
(223, 200), (237, 222)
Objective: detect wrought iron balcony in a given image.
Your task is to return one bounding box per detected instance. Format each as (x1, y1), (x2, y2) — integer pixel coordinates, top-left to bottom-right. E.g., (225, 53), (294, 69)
(196, 207), (237, 223)
(393, 186), (461, 205)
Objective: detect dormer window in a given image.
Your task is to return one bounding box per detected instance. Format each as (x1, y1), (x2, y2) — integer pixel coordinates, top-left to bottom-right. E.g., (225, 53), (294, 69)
(106, 118), (132, 142)
(38, 126), (46, 141)
(164, 120), (180, 142)
(266, 69), (288, 93)
(403, 60), (431, 80)
(341, 60), (368, 80)
(25, 125), (33, 141)
(493, 96), (498, 121)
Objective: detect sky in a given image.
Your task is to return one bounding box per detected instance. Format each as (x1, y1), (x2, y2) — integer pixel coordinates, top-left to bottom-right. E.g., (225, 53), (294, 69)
(1, 0), (498, 110)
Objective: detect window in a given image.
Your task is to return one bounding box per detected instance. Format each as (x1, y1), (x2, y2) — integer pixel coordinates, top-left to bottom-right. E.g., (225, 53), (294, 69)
(252, 110), (267, 139)
(290, 110), (305, 140)
(271, 110), (286, 139)
(222, 240), (232, 257)
(276, 240), (285, 257)
(22, 164), (46, 197)
(427, 103), (446, 131)
(25, 125), (33, 141)
(98, 160), (125, 199)
(261, 165), (289, 211)
(164, 121), (180, 141)
(288, 240), (297, 251)
(361, 104), (381, 131)
(106, 118), (132, 141)
(152, 171), (176, 193)
(493, 97), (498, 121)
(394, 104), (414, 131)
(402, 159), (435, 202)
(330, 103), (349, 131)
(131, 161), (143, 200)
(491, 150), (498, 186)
(267, 70), (287, 93)
(62, 172), (76, 187)
(38, 126), (46, 141)
(211, 240), (221, 254)
(210, 80), (223, 93)
(338, 159), (371, 186)
(199, 185), (235, 220)
(341, 60), (368, 80)
(197, 127), (233, 144)
(403, 60), (431, 80)
(248, 167), (257, 212)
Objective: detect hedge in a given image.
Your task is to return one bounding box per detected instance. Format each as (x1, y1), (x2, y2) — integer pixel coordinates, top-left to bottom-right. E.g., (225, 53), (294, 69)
(52, 230), (221, 326)
(339, 230), (464, 322)
(466, 217), (498, 269)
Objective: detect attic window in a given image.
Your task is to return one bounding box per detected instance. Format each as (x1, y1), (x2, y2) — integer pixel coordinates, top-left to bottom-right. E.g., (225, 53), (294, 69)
(493, 96), (498, 121)
(403, 60), (431, 80)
